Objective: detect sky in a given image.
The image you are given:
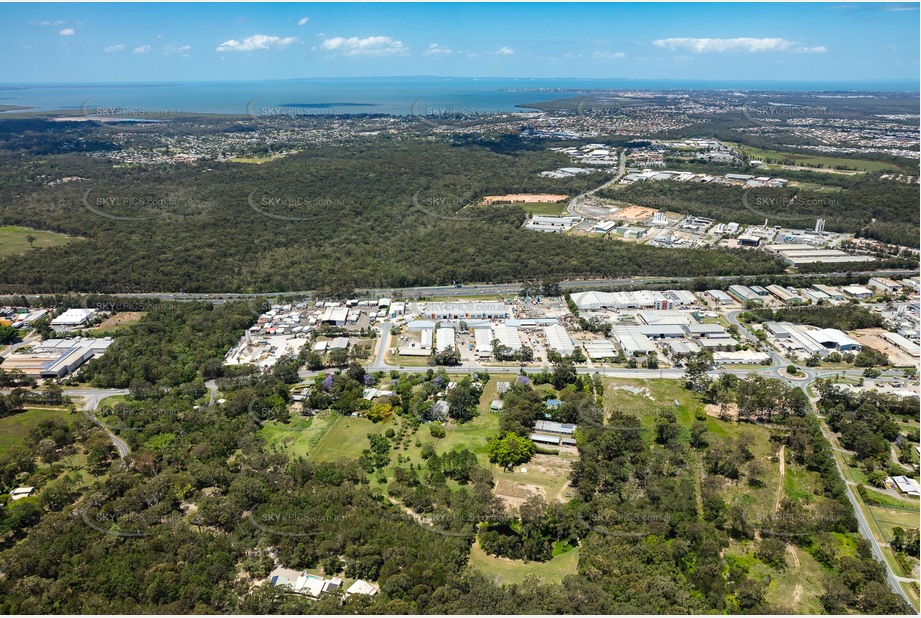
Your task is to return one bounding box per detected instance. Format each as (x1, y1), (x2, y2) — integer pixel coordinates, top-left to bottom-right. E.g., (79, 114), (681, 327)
(1, 3), (919, 83)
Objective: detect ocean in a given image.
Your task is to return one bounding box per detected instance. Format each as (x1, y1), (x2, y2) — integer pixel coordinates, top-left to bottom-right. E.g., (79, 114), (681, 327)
(0, 77), (916, 116)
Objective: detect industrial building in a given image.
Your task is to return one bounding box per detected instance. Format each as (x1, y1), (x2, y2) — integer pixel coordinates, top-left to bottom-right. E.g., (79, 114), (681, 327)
(841, 285), (873, 299)
(474, 327), (493, 357)
(524, 215), (581, 233)
(868, 277), (904, 295)
(766, 284), (803, 304)
(727, 285), (763, 305)
(707, 290), (734, 306)
(491, 324), (522, 352)
(321, 306), (349, 326)
(50, 308), (98, 330)
(880, 331), (921, 357)
(764, 243), (876, 266)
(1, 337), (112, 378)
(424, 302), (509, 320)
(712, 350), (770, 364)
(764, 321), (860, 357)
(812, 285), (847, 301)
(570, 290), (686, 311)
(543, 324), (575, 355)
(611, 326), (656, 356)
(435, 327), (456, 352)
(583, 339), (618, 360)
(639, 324), (686, 339)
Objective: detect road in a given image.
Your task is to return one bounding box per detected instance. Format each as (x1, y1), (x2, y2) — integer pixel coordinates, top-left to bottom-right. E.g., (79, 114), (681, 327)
(46, 268), (915, 304)
(566, 148), (627, 218)
(0, 332), (41, 358)
(66, 388), (132, 458)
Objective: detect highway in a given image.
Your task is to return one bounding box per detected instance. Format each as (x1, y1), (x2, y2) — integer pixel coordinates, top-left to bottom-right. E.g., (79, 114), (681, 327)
(54, 268), (916, 304)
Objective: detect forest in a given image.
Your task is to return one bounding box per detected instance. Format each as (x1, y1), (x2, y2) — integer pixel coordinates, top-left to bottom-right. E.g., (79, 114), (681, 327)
(0, 125), (791, 294)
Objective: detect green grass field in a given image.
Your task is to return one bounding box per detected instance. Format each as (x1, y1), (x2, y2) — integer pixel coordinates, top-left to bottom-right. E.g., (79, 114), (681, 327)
(468, 542), (579, 586)
(515, 201), (569, 216)
(0, 408), (73, 455)
(309, 414), (388, 462)
(732, 143), (901, 173)
(0, 225), (79, 257)
(260, 414), (339, 458)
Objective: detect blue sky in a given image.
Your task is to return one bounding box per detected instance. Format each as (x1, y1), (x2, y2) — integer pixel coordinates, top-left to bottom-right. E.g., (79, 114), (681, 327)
(1, 3), (918, 83)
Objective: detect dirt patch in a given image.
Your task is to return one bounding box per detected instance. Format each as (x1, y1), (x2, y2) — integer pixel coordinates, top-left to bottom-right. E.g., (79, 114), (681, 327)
(610, 204), (656, 222)
(481, 194), (568, 204)
(612, 385), (654, 400)
(495, 479), (544, 510)
(92, 311), (145, 330)
(851, 328), (919, 368)
(786, 543), (801, 569)
(705, 402), (739, 420)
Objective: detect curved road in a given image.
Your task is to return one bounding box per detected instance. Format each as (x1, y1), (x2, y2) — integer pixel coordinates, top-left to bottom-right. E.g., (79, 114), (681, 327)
(66, 388), (131, 458)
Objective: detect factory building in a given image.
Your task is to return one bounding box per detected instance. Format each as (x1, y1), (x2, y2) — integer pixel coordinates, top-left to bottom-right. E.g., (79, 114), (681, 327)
(811, 285), (846, 301)
(841, 285), (873, 299)
(611, 326), (656, 356)
(474, 328), (493, 357)
(435, 327), (456, 352)
(583, 339), (619, 360)
(50, 308), (98, 330)
(1, 337), (112, 378)
(727, 285), (763, 305)
(766, 284), (804, 304)
(880, 331), (921, 357)
(424, 302), (509, 320)
(707, 290), (734, 306)
(543, 324), (575, 356)
(491, 324), (522, 352)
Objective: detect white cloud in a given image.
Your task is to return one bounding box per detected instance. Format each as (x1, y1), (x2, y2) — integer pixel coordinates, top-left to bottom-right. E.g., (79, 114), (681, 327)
(794, 46), (828, 53)
(103, 44), (125, 53)
(496, 46), (514, 55)
(30, 20), (65, 27)
(215, 34), (298, 52)
(59, 28), (75, 36)
(424, 43), (454, 56)
(593, 50), (626, 60)
(165, 44), (192, 55)
(297, 17), (309, 26)
(563, 52), (583, 59)
(652, 37), (825, 54)
(321, 36), (408, 56)
(133, 45), (152, 54)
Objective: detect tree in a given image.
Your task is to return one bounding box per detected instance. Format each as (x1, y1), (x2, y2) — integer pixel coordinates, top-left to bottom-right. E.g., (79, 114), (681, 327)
(685, 352), (713, 392)
(487, 432), (535, 469)
(550, 359), (577, 390)
(25, 234), (36, 249)
(690, 420), (709, 449)
(0, 325), (18, 345)
(327, 348), (349, 367)
(654, 409), (680, 446)
(366, 403), (394, 423)
(447, 378), (481, 422)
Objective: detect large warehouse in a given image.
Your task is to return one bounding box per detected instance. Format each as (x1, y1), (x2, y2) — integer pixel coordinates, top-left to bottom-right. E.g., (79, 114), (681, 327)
(570, 290), (689, 311)
(611, 326), (656, 356)
(424, 302), (509, 320)
(543, 324), (575, 355)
